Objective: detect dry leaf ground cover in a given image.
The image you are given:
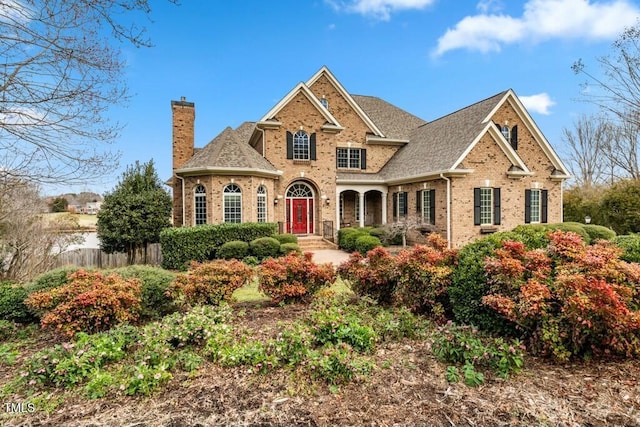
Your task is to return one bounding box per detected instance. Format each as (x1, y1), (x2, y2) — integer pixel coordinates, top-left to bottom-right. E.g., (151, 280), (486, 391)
(1, 300), (639, 427)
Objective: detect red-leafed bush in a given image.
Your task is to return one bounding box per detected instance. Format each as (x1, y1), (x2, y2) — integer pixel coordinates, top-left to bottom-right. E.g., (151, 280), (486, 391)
(168, 259), (253, 306)
(337, 246), (398, 305)
(338, 234), (457, 317)
(25, 269), (141, 337)
(393, 239), (457, 319)
(258, 252), (335, 303)
(482, 230), (640, 361)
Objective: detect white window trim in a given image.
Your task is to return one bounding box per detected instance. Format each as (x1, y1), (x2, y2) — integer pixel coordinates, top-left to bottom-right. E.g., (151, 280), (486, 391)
(194, 184), (207, 226)
(293, 130), (310, 161)
(422, 189), (431, 224)
(480, 187), (493, 226)
(223, 184), (242, 223)
(530, 189), (541, 224)
(257, 186), (267, 223)
(337, 147), (361, 169)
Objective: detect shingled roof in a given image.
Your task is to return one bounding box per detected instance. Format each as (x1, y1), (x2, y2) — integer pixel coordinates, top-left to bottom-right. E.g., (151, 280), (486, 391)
(177, 124), (278, 174)
(352, 95), (426, 140)
(379, 90), (508, 182)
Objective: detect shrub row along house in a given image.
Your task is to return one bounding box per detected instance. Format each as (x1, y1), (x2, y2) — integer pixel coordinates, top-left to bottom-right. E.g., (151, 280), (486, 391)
(170, 67), (570, 248)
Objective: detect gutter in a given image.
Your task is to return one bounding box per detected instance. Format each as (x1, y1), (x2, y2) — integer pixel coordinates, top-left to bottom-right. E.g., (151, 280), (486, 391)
(440, 173), (451, 249)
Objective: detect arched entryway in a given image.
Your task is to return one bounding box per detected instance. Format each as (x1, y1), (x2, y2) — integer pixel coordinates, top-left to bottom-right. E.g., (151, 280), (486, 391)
(286, 182), (315, 234)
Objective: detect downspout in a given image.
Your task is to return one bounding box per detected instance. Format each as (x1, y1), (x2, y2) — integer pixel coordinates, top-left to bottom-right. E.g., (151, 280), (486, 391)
(175, 175), (185, 226)
(440, 173), (451, 249)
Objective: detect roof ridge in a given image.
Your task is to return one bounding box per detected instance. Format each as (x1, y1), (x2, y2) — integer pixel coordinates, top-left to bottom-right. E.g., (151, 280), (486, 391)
(425, 90), (509, 125)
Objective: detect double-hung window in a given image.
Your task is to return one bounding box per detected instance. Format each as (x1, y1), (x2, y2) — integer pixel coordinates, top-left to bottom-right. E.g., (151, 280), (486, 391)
(257, 186), (267, 223)
(223, 184), (242, 223)
(392, 191), (408, 220)
(474, 187), (501, 226)
(194, 185), (207, 226)
(525, 189), (548, 224)
(336, 148), (366, 169)
(418, 189), (436, 225)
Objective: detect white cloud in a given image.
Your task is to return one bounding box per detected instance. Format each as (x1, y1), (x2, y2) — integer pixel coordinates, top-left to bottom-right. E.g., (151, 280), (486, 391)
(476, 0), (503, 13)
(434, 0), (640, 56)
(325, 0), (435, 20)
(520, 93), (556, 115)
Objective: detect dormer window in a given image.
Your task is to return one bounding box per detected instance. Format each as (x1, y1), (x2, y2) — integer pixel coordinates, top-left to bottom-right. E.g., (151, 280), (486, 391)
(496, 123), (518, 150)
(320, 97), (329, 110)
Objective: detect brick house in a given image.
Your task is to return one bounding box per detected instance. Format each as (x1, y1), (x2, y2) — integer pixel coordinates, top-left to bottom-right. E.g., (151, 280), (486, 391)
(170, 67), (570, 248)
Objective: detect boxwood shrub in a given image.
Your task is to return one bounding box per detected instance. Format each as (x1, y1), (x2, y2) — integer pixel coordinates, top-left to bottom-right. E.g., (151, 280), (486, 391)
(355, 235), (382, 254)
(280, 242), (302, 255)
(545, 222), (590, 243)
(338, 227), (370, 252)
(582, 224), (616, 242)
(273, 233), (298, 244)
(218, 240), (249, 260)
(160, 222), (277, 270)
(0, 282), (34, 323)
(614, 234), (640, 263)
(249, 237), (281, 260)
(25, 266), (83, 294)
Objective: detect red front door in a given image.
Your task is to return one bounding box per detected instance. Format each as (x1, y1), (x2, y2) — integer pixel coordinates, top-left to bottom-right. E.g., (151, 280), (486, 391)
(291, 199), (307, 234)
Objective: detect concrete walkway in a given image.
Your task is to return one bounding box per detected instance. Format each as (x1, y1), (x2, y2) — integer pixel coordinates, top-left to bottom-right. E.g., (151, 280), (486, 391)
(308, 249), (352, 266)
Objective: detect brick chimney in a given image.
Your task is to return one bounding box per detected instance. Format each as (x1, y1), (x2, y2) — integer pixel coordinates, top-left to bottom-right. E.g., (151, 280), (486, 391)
(171, 96), (195, 171)
(171, 97), (195, 227)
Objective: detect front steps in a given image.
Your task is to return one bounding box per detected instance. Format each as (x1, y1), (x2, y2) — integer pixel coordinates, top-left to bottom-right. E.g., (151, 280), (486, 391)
(297, 235), (339, 251)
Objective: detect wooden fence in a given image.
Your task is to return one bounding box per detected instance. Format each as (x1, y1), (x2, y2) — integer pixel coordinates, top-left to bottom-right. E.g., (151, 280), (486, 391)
(53, 244), (162, 269)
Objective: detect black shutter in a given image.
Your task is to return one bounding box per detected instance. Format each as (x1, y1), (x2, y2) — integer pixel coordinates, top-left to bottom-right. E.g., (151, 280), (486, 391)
(392, 193), (398, 219)
(541, 189), (548, 223)
(416, 190), (422, 213)
(286, 131), (293, 159)
(493, 188), (501, 225)
(511, 125), (518, 150)
(495, 123), (501, 132)
(429, 189), (436, 225)
(473, 188), (481, 226)
(310, 133), (317, 160)
(335, 148), (339, 168)
(402, 192), (408, 216)
(524, 189), (531, 224)
(360, 149), (366, 169)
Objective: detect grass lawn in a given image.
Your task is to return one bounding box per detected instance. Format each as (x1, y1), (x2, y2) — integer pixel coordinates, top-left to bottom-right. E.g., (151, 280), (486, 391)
(232, 276), (354, 303)
(43, 212), (98, 228)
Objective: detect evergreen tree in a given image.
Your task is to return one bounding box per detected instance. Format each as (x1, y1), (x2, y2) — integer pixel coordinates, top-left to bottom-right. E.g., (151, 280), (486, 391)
(97, 160), (172, 263)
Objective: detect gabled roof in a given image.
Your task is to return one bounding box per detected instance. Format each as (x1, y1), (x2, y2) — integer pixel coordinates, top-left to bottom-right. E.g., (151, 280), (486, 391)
(259, 82), (343, 130)
(176, 124), (280, 177)
(380, 91), (508, 182)
(306, 66), (384, 137)
(352, 95), (426, 140)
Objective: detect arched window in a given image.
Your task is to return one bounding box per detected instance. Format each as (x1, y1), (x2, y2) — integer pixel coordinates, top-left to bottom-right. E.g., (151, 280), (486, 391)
(286, 182), (314, 198)
(223, 184), (242, 223)
(293, 130), (309, 160)
(501, 125), (510, 141)
(257, 186), (267, 223)
(194, 185), (207, 225)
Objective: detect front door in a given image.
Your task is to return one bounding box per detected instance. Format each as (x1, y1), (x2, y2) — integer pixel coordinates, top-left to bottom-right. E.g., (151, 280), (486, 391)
(291, 199), (307, 234)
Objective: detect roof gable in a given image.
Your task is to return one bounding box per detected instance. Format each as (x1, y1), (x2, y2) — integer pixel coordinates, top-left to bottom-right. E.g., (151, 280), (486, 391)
(306, 66), (384, 137)
(483, 90), (570, 176)
(259, 82), (343, 129)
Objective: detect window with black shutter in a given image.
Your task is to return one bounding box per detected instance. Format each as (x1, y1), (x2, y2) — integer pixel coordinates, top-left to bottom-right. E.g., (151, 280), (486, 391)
(310, 133), (316, 160)
(511, 125), (518, 150)
(286, 131), (293, 159)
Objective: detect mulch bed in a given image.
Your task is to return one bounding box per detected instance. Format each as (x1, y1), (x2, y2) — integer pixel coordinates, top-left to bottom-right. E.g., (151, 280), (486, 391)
(3, 304), (639, 427)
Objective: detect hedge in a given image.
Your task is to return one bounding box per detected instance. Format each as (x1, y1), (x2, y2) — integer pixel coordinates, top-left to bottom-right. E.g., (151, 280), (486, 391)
(338, 227), (371, 252)
(273, 233), (298, 244)
(280, 242), (301, 255)
(582, 224), (616, 242)
(249, 237), (281, 260)
(355, 235), (382, 254)
(160, 222), (277, 270)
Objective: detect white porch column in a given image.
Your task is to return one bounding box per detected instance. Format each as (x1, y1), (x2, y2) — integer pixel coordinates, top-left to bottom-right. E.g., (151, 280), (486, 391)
(335, 192), (341, 231)
(358, 191), (365, 228)
(381, 192), (388, 225)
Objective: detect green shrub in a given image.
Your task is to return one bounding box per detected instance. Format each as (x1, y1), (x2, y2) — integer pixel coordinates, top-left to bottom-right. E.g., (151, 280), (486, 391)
(0, 282), (34, 323)
(108, 265), (177, 320)
(582, 224), (616, 242)
(354, 235), (382, 254)
(26, 266), (82, 294)
(614, 234), (640, 263)
(273, 233), (298, 244)
(338, 227), (369, 252)
(242, 255), (260, 266)
(279, 242), (301, 255)
(309, 304), (377, 353)
(218, 240), (249, 260)
(367, 228), (386, 244)
(160, 222), (277, 270)
(249, 237), (281, 260)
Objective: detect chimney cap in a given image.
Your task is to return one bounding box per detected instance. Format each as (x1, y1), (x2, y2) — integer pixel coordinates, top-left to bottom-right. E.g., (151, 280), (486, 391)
(171, 97), (194, 108)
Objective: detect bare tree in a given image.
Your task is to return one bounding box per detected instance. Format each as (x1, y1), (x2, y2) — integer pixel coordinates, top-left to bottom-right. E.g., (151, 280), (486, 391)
(573, 21), (640, 131)
(562, 114), (613, 188)
(383, 213), (435, 247)
(0, 0), (177, 185)
(0, 178), (80, 281)
(606, 116), (640, 180)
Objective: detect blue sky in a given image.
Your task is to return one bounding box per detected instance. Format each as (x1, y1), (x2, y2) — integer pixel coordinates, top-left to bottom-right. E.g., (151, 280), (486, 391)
(73, 0), (640, 195)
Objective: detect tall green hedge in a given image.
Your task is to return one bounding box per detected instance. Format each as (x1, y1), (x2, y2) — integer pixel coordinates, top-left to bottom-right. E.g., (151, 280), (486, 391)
(160, 222), (277, 270)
